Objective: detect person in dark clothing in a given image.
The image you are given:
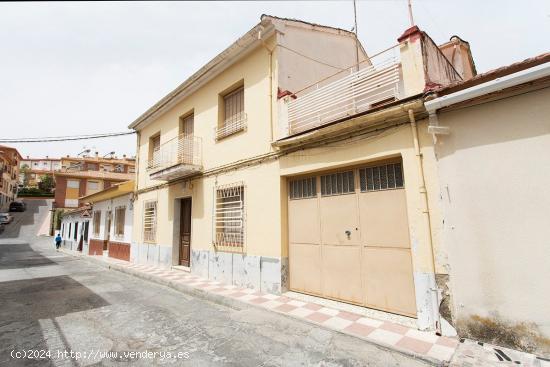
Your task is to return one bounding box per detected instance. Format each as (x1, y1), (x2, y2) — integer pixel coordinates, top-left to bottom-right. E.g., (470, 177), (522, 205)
(55, 233), (62, 250)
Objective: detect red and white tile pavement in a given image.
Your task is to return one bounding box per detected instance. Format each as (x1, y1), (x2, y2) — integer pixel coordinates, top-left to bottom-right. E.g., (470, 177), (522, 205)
(89, 257), (459, 363)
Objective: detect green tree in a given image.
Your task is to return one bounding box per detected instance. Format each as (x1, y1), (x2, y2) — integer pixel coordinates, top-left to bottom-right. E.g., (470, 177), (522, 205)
(20, 164), (31, 187)
(38, 174), (55, 192)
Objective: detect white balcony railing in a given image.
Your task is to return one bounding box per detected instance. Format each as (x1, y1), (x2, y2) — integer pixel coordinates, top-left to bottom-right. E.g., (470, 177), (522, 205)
(215, 112), (247, 141)
(147, 134), (202, 174)
(285, 46), (402, 135)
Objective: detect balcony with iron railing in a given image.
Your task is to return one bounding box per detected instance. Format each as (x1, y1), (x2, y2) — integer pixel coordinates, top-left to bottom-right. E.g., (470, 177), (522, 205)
(215, 112), (247, 141)
(147, 134), (203, 181)
(280, 45), (404, 137)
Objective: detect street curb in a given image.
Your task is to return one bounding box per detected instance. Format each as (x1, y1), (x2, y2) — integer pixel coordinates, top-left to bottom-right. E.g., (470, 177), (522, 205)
(62, 249), (445, 366)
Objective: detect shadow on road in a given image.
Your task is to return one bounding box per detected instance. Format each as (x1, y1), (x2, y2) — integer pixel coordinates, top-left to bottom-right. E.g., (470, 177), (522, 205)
(0, 275), (110, 366)
(0, 199), (48, 239)
(0, 243), (56, 269)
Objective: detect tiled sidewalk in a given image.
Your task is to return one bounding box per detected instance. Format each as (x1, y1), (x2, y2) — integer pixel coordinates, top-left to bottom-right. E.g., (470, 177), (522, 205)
(83, 254), (458, 364)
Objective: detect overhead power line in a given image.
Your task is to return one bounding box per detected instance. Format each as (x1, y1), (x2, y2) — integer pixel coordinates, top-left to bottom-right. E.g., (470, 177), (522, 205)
(0, 131), (135, 143)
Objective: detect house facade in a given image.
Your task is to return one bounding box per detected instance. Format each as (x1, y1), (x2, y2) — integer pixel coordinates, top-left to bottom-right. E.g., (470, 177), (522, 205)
(54, 154), (135, 209)
(19, 156), (61, 187)
(0, 145), (22, 210)
(128, 15), (476, 335)
(424, 55), (550, 354)
(80, 181), (134, 261)
(59, 206), (92, 253)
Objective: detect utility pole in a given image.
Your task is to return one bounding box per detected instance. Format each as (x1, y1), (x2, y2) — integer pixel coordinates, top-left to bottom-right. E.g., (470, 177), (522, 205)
(407, 0), (415, 27)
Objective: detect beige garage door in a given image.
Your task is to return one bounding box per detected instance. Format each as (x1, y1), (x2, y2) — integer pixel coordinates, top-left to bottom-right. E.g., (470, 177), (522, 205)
(288, 160), (417, 317)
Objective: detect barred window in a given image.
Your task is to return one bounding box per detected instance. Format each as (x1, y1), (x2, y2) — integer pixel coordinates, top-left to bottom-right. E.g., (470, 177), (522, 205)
(143, 201), (157, 243)
(321, 171), (355, 196)
(289, 177), (317, 199)
(360, 162), (404, 192)
(214, 183), (244, 248)
(114, 206), (125, 237)
(217, 86), (246, 140)
(92, 211), (101, 237)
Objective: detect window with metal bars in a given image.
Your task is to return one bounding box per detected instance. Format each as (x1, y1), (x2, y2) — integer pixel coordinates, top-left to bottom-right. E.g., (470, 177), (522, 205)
(289, 177), (317, 199)
(320, 171), (355, 196)
(143, 201), (157, 243)
(114, 206), (125, 237)
(92, 211), (101, 237)
(359, 162), (404, 192)
(214, 183), (244, 248)
(217, 86), (246, 140)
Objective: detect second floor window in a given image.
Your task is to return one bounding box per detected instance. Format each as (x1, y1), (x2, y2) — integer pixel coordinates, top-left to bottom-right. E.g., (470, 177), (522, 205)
(217, 86), (246, 140)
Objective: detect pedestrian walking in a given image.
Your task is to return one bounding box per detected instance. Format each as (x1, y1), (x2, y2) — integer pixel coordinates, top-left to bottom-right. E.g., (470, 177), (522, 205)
(55, 233), (62, 250)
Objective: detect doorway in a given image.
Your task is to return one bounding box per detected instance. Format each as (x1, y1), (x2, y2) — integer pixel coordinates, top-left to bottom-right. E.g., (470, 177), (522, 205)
(179, 198), (192, 267)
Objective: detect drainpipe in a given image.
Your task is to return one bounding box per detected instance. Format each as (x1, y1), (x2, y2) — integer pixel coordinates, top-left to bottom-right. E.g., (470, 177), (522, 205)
(259, 28), (275, 143)
(408, 109), (442, 335)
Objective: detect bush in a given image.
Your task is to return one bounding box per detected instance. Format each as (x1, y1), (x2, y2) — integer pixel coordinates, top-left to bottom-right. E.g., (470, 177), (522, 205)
(17, 187), (54, 197)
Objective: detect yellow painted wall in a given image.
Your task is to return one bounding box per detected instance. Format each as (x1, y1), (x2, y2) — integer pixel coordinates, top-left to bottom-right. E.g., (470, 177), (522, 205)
(136, 39), (275, 192)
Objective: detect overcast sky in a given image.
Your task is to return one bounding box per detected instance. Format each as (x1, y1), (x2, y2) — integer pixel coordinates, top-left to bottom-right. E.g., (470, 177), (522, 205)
(1, 1), (548, 159)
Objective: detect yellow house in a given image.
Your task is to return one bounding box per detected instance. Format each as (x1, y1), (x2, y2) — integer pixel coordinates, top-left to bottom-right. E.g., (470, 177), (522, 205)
(129, 16), (475, 333)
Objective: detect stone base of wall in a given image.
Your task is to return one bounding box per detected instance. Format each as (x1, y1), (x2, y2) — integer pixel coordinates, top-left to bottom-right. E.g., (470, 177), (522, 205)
(191, 249), (288, 294)
(130, 242), (172, 268)
(89, 239), (104, 256)
(109, 241), (130, 261)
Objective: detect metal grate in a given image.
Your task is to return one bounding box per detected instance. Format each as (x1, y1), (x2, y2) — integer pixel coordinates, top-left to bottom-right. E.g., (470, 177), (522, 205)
(289, 177), (317, 199)
(214, 182), (245, 248)
(321, 171), (355, 196)
(359, 162), (404, 192)
(143, 201), (157, 243)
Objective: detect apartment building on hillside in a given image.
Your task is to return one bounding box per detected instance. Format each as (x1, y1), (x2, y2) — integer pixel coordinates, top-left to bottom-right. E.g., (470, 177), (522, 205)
(0, 145), (22, 210)
(19, 156), (61, 187)
(53, 153), (135, 209)
(128, 14), (477, 336)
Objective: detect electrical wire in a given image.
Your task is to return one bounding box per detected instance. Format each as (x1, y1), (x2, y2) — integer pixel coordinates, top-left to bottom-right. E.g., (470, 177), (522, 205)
(0, 131), (135, 143)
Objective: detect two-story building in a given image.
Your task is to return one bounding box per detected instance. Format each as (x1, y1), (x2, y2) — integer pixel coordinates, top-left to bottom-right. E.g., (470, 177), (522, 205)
(54, 153), (135, 209)
(19, 156), (61, 188)
(0, 145), (23, 210)
(128, 15), (475, 335)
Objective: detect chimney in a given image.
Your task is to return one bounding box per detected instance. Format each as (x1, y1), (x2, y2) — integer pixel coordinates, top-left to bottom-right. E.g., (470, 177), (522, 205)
(438, 36), (477, 81)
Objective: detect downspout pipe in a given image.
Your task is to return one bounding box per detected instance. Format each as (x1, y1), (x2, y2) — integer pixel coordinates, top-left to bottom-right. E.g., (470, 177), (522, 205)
(259, 28), (276, 144)
(408, 109), (442, 335)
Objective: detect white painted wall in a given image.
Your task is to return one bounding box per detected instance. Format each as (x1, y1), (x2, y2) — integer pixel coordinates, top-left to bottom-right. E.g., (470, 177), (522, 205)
(434, 87), (550, 341)
(90, 194), (133, 244)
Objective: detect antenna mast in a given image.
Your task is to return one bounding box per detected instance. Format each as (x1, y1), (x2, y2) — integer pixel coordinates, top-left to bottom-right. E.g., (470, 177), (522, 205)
(353, 0), (360, 68)
(407, 0), (415, 27)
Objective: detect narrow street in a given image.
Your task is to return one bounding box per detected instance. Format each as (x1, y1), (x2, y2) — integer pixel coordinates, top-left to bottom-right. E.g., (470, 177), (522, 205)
(0, 199), (433, 366)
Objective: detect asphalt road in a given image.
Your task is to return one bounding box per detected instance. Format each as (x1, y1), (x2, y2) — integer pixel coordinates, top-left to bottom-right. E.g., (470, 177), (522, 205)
(0, 199), (433, 366)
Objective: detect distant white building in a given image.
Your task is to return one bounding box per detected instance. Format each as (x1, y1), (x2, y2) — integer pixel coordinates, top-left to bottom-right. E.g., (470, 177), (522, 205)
(59, 206), (91, 253)
(79, 180), (134, 261)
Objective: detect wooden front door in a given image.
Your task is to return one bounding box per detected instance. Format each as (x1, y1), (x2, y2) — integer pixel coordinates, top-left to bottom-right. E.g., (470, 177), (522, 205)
(179, 198), (192, 267)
